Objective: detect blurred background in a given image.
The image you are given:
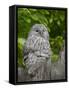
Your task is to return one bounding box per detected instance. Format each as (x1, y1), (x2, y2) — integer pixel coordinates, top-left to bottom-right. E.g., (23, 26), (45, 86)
(18, 8), (65, 67)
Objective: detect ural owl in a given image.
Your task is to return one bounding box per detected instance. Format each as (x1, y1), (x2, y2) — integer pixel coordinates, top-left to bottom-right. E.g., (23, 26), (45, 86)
(23, 24), (52, 81)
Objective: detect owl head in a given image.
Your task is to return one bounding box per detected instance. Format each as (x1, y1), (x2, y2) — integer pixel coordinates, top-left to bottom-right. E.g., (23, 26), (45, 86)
(29, 24), (49, 40)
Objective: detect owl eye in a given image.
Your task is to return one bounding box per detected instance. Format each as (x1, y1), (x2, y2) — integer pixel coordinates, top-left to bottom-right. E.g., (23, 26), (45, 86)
(36, 30), (39, 32)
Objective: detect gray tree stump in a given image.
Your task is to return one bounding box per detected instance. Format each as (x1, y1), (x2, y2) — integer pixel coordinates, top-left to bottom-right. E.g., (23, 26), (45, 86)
(18, 59), (51, 82)
(51, 44), (65, 80)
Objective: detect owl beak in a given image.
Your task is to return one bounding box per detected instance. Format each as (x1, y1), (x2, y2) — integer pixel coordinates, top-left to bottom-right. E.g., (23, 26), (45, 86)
(39, 30), (43, 36)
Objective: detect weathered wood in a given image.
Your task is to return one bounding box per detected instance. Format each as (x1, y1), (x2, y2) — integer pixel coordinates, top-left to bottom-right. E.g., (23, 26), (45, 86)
(18, 59), (51, 82)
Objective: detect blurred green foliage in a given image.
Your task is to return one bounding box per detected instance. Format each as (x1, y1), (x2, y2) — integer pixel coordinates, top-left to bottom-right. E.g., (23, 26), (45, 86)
(51, 54), (59, 63)
(18, 8), (65, 66)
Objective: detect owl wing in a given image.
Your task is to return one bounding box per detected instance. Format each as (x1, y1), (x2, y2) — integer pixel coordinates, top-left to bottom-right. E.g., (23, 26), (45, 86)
(23, 35), (40, 61)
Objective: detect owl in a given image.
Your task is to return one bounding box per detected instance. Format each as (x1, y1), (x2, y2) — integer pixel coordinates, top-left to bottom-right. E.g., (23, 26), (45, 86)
(23, 24), (52, 81)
